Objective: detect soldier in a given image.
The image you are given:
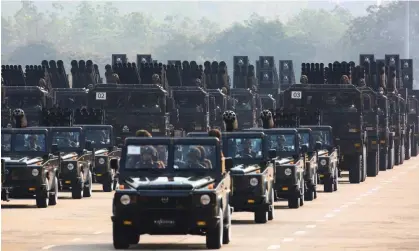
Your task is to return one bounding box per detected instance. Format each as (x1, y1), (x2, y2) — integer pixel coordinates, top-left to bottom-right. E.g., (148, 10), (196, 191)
(221, 87), (228, 95)
(185, 147), (206, 169)
(237, 139), (257, 158)
(359, 78), (366, 87)
(135, 146), (164, 169)
(300, 75), (308, 84)
(39, 77), (51, 92)
(208, 128), (224, 158)
(135, 130), (152, 137)
(195, 78), (202, 88)
(25, 135), (42, 151)
(197, 145), (213, 169)
(152, 74), (160, 85)
(341, 75), (350, 85)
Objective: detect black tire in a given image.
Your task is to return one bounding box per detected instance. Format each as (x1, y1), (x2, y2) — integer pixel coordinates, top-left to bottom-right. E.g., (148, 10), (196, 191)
(36, 180), (49, 208)
(367, 152), (378, 177)
(324, 175), (333, 192)
(129, 235), (140, 245)
(113, 223), (130, 249)
(103, 176), (113, 192)
(206, 208), (223, 249)
(222, 205), (232, 244)
(254, 208), (268, 224)
(288, 194), (300, 209)
(349, 156), (361, 184)
(48, 176), (59, 206)
(83, 171), (92, 198)
(268, 189), (275, 221)
(71, 179), (83, 199)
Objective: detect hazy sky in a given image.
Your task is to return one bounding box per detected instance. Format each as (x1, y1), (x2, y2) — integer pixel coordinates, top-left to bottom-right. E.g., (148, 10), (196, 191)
(1, 1), (385, 27)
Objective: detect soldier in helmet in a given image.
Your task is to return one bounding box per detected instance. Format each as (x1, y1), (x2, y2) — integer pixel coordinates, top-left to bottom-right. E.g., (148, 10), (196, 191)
(341, 75), (350, 85)
(276, 135), (288, 151)
(25, 135), (42, 151)
(136, 130), (152, 137)
(184, 147), (206, 169)
(135, 146), (164, 169)
(152, 74), (160, 85)
(237, 139), (257, 158)
(197, 145), (212, 169)
(208, 129), (224, 158)
(300, 75), (308, 84)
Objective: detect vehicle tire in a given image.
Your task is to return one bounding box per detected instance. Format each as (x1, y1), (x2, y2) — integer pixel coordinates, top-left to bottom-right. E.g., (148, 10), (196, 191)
(254, 208), (268, 224)
(129, 235), (140, 245)
(324, 175), (333, 192)
(83, 171), (92, 198)
(268, 189), (275, 221)
(103, 175), (113, 192)
(379, 151), (388, 171)
(36, 180), (49, 208)
(48, 176), (59, 206)
(361, 154), (367, 182)
(206, 208), (223, 249)
(71, 178), (83, 199)
(367, 152), (378, 177)
(288, 194), (300, 209)
(349, 156), (361, 184)
(223, 205), (232, 244)
(113, 223), (130, 249)
(305, 188), (314, 201)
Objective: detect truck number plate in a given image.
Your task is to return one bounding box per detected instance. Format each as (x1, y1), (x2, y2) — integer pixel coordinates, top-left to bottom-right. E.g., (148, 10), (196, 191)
(96, 92), (106, 100)
(291, 91), (302, 99)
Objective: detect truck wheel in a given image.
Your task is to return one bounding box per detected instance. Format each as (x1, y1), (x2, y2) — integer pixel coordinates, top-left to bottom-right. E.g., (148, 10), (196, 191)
(36, 181), (49, 208)
(223, 205), (232, 244)
(71, 179), (83, 199)
(324, 175), (333, 192)
(349, 156), (361, 184)
(288, 194), (300, 209)
(367, 152), (378, 177)
(254, 208), (268, 224)
(113, 223), (130, 249)
(103, 176), (113, 192)
(206, 208), (223, 249)
(48, 176), (59, 206)
(379, 151), (388, 171)
(83, 171), (92, 197)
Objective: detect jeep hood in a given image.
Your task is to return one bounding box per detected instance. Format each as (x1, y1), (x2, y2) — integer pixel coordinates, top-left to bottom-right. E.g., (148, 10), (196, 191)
(124, 176), (215, 190)
(230, 164), (260, 175)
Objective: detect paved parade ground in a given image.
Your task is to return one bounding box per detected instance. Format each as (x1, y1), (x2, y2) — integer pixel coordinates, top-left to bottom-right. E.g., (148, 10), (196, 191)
(2, 158), (419, 251)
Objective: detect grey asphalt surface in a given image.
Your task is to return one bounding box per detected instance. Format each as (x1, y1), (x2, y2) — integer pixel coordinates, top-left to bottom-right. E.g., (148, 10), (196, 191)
(2, 157), (419, 251)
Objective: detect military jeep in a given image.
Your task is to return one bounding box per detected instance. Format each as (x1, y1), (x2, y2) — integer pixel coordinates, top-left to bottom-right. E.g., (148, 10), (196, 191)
(49, 126), (94, 199)
(1, 128), (60, 208)
(111, 137), (233, 250)
(300, 126), (339, 193)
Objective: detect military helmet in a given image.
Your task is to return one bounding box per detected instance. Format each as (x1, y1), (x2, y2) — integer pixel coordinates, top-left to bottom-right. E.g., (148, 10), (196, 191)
(188, 147), (201, 159)
(136, 130), (152, 137)
(208, 129), (222, 140)
(152, 74), (160, 82)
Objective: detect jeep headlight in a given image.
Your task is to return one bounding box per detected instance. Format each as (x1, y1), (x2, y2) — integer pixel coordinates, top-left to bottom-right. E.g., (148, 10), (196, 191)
(120, 195), (131, 205)
(31, 169), (39, 176)
(67, 163), (74, 170)
(98, 158), (105, 165)
(284, 168), (292, 176)
(250, 177), (259, 186)
(320, 159), (327, 166)
(200, 194), (211, 205)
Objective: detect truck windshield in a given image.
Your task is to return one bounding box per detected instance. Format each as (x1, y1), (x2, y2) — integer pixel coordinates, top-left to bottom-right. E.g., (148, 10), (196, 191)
(125, 145), (168, 169)
(52, 131), (80, 148)
(14, 133), (46, 152)
(174, 144), (216, 170)
(226, 138), (263, 159)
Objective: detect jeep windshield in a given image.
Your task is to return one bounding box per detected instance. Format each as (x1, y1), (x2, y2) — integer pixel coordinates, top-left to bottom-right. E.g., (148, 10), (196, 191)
(174, 144), (216, 170)
(125, 145), (168, 169)
(85, 128), (111, 146)
(312, 130), (332, 147)
(2, 133), (11, 152)
(14, 133), (47, 152)
(52, 131), (81, 149)
(226, 138), (263, 159)
(267, 134), (296, 152)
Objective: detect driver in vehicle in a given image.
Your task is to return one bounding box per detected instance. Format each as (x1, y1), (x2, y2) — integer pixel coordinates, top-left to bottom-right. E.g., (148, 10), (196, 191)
(135, 146), (164, 169)
(238, 139), (257, 158)
(26, 135), (42, 151)
(185, 147), (206, 169)
(276, 135), (288, 151)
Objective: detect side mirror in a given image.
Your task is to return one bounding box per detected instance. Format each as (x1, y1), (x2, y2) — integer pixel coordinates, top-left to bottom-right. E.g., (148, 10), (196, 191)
(268, 149), (277, 159)
(85, 140), (92, 151)
(51, 144), (59, 154)
(110, 158), (119, 170)
(301, 145), (308, 153)
(315, 142), (322, 151)
(224, 157), (233, 172)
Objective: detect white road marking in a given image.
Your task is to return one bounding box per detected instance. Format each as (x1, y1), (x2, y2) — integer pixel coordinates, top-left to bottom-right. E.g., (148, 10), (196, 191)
(282, 238), (294, 242)
(324, 213), (335, 218)
(93, 231), (103, 235)
(294, 230), (306, 235)
(333, 209), (341, 213)
(306, 225), (316, 229)
(267, 244), (281, 249)
(340, 204), (349, 208)
(42, 245), (56, 250)
(72, 238), (81, 241)
(361, 193), (370, 197)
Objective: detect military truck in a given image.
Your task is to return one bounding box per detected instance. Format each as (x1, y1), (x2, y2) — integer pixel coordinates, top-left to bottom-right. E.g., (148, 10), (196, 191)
(88, 84), (171, 138)
(1, 128), (60, 208)
(171, 86), (210, 133)
(229, 88), (258, 129)
(2, 86), (51, 126)
(52, 88), (89, 109)
(281, 84), (368, 184)
(110, 137), (233, 249)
